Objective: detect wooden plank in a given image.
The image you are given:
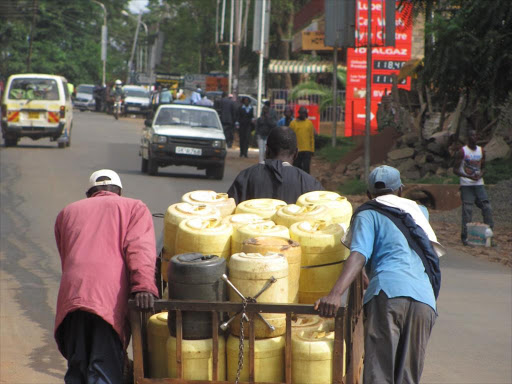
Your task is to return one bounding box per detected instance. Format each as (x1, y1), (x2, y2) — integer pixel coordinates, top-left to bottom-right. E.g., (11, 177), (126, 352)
(129, 309), (145, 381)
(285, 313), (292, 384)
(333, 307), (346, 384)
(249, 313), (255, 383)
(347, 313), (364, 384)
(212, 311), (219, 381)
(176, 310), (183, 379)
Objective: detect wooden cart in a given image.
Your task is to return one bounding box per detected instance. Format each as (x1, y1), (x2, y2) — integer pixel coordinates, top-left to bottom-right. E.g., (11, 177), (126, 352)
(129, 271), (364, 384)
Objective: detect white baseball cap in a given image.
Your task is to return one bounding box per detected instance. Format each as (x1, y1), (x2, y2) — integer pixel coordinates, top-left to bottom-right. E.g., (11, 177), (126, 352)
(88, 169), (123, 191)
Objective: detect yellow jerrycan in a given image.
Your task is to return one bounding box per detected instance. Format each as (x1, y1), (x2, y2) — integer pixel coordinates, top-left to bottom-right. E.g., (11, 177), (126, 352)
(296, 191), (353, 227)
(228, 252), (288, 338)
(227, 335), (285, 383)
(273, 203), (332, 228)
(175, 217), (233, 259)
(167, 336), (226, 380)
(147, 312), (170, 378)
(231, 221), (289, 255)
(182, 190), (236, 217)
(290, 220), (349, 304)
(222, 213), (267, 230)
(292, 330), (346, 384)
(235, 198), (287, 220)
(291, 315), (325, 334)
(162, 203), (220, 282)
(242, 237), (301, 303)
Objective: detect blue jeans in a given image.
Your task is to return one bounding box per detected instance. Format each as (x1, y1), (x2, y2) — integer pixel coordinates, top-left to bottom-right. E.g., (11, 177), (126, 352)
(460, 185), (494, 241)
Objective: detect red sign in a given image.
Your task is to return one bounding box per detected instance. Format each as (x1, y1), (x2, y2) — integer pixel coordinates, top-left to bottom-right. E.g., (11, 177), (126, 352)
(345, 0), (413, 136)
(293, 104), (320, 134)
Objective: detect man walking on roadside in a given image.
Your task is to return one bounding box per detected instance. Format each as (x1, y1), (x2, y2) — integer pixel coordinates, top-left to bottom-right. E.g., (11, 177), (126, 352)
(219, 92), (237, 148)
(227, 126), (323, 204)
(54, 169), (158, 383)
(315, 165), (443, 384)
(290, 107), (315, 174)
(453, 129), (494, 246)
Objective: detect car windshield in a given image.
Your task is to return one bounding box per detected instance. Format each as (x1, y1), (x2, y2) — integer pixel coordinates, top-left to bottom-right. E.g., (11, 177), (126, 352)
(77, 85), (94, 94)
(8, 78), (60, 100)
(155, 108), (220, 129)
(124, 88), (149, 98)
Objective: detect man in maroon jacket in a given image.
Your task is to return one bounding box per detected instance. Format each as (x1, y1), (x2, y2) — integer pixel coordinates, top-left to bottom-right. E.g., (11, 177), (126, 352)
(54, 169), (158, 383)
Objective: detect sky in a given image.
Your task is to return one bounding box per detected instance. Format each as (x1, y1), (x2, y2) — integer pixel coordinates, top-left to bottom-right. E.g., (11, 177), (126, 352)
(129, 0), (149, 13)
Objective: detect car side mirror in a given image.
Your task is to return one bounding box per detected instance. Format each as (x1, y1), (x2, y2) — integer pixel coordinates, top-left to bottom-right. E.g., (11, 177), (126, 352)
(144, 119), (152, 127)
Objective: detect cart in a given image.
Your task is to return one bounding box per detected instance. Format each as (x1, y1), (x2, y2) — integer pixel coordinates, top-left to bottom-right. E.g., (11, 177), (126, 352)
(129, 270), (364, 384)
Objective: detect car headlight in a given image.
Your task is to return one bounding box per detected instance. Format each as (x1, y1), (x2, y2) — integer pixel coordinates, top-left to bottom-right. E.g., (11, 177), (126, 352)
(212, 140), (225, 148)
(152, 135), (167, 144)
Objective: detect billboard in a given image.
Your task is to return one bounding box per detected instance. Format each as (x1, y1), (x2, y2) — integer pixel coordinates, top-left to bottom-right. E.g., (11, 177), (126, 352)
(345, 0), (413, 136)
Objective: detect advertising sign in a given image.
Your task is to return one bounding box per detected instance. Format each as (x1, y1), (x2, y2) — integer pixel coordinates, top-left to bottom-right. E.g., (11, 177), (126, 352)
(344, 0), (413, 136)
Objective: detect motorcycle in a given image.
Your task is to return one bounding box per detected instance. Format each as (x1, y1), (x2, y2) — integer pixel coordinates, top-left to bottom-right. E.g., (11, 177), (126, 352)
(113, 96), (123, 120)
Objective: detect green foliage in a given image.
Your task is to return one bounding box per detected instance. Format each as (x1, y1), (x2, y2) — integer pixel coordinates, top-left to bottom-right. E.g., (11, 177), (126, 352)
(485, 158), (512, 184)
(419, 0), (512, 108)
(315, 135), (355, 160)
(337, 179), (367, 196)
(0, 0), (133, 85)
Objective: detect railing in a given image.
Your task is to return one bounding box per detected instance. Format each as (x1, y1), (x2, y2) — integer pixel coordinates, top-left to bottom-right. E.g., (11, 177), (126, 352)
(128, 272), (364, 384)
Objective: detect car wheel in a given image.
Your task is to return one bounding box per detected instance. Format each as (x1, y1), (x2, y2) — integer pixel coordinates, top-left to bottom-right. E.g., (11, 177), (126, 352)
(141, 157), (148, 173)
(58, 141), (65, 149)
(66, 126), (72, 147)
(148, 155), (158, 175)
(4, 138), (18, 147)
(207, 165), (224, 180)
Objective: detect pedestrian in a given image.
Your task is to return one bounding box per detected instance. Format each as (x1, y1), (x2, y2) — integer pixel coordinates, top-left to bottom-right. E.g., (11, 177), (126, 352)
(219, 92), (237, 148)
(277, 105), (294, 127)
(315, 165), (443, 384)
(237, 96), (254, 158)
(264, 100), (279, 125)
(255, 105), (276, 163)
(290, 106), (315, 173)
(190, 84), (202, 105)
(227, 126), (324, 204)
(196, 92), (214, 107)
(453, 129), (495, 246)
(54, 169), (158, 383)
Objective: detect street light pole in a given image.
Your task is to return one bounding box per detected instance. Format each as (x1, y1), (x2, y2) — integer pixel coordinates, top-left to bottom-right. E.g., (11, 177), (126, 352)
(122, 11), (147, 82)
(91, 0), (107, 86)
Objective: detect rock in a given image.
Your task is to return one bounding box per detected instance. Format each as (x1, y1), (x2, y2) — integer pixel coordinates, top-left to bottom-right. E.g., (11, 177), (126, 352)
(426, 142), (445, 155)
(388, 147), (415, 161)
(435, 167), (448, 177)
(432, 155), (445, 164)
(426, 153), (435, 163)
(421, 163), (438, 176)
(422, 112), (441, 140)
(403, 170), (421, 180)
(402, 133), (420, 147)
(484, 136), (511, 161)
(446, 168), (455, 177)
(415, 153), (428, 164)
(397, 158), (417, 173)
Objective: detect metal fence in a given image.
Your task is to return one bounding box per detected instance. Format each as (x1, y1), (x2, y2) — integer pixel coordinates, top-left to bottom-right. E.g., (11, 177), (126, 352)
(268, 88), (346, 122)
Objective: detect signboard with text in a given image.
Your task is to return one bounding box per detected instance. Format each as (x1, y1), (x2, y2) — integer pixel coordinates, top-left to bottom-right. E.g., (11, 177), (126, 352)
(345, 0), (413, 136)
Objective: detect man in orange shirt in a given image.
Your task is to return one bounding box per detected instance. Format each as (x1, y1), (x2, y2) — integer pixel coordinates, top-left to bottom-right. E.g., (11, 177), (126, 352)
(290, 106), (315, 174)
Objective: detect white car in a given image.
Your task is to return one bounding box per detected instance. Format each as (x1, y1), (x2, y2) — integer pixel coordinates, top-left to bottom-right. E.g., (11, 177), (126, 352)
(140, 105), (227, 179)
(74, 84), (96, 111)
(1, 73), (73, 148)
(123, 85), (150, 115)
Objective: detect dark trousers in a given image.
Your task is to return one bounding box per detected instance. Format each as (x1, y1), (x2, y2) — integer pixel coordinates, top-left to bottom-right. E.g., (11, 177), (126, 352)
(222, 122), (233, 148)
(239, 124), (251, 157)
(293, 151), (313, 174)
(56, 310), (124, 384)
(460, 185), (494, 241)
(363, 291), (436, 384)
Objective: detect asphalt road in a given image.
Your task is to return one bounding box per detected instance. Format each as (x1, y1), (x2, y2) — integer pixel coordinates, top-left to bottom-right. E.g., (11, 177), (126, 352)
(0, 112), (510, 383)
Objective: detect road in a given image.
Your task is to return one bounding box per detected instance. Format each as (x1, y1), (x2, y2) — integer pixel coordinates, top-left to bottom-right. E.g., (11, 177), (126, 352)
(1, 112), (510, 383)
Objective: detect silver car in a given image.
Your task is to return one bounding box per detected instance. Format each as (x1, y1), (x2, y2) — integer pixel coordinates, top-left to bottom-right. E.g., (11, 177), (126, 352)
(74, 84), (96, 111)
(139, 104), (227, 179)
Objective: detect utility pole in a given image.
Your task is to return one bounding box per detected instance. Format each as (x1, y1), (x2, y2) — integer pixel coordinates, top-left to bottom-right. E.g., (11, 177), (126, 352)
(127, 13), (142, 84)
(364, 0), (373, 182)
(233, 0), (242, 99)
(26, 0), (38, 72)
(332, 46), (338, 147)
(228, 0), (234, 94)
(256, 0), (266, 117)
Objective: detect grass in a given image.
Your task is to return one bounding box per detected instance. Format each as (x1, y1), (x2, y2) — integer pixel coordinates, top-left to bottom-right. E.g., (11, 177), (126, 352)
(403, 175), (459, 184)
(315, 135), (355, 163)
(485, 158), (512, 184)
(337, 179), (368, 195)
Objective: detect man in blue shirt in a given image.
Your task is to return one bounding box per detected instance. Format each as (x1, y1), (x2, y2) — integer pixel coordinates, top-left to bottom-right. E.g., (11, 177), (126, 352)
(315, 165), (438, 384)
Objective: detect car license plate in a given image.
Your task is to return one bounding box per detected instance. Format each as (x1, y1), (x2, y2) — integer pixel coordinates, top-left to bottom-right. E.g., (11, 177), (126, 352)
(128, 106), (140, 111)
(176, 146), (202, 156)
(28, 111), (39, 119)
